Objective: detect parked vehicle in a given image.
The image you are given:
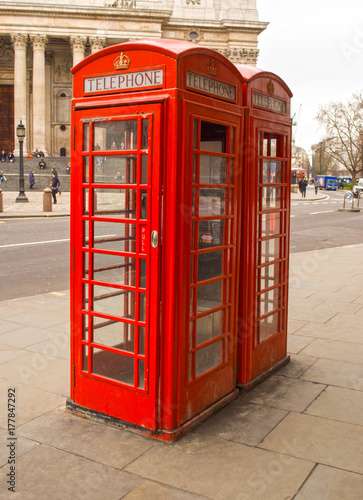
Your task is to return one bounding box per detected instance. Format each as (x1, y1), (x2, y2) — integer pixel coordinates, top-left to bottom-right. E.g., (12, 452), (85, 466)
(353, 178), (363, 198)
(317, 175), (338, 190)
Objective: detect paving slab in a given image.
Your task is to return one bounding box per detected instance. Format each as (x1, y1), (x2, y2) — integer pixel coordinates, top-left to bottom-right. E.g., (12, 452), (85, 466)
(0, 379), (65, 427)
(0, 428), (39, 468)
(241, 375), (325, 413)
(0, 325), (62, 349)
(300, 338), (363, 365)
(305, 386), (363, 426)
(259, 412), (363, 474)
(195, 399), (288, 446)
(17, 409), (154, 469)
(288, 307), (338, 323)
(0, 444), (141, 500)
(276, 354), (317, 379)
(287, 334), (315, 354)
(123, 480), (207, 500)
(287, 318), (308, 334)
(0, 353), (69, 395)
(0, 344), (28, 365)
(325, 312), (363, 329)
(295, 464), (363, 500)
(25, 333), (70, 360)
(0, 309), (66, 330)
(293, 322), (363, 344)
(300, 357), (363, 391)
(125, 433), (314, 500)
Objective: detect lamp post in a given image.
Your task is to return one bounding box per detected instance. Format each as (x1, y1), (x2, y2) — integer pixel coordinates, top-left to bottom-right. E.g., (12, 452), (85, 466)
(15, 120), (29, 203)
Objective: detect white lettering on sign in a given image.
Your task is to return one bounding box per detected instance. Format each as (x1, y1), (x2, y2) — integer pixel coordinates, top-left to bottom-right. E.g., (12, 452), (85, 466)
(84, 69), (164, 94)
(253, 92), (287, 114)
(186, 71), (236, 101)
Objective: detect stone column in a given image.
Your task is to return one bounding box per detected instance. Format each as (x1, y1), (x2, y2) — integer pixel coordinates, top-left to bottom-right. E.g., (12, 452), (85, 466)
(89, 36), (106, 55)
(70, 36), (88, 67)
(11, 34), (28, 155)
(30, 34), (48, 156)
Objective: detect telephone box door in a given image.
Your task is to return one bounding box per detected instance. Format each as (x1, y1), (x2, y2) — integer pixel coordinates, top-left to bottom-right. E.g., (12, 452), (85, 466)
(71, 104), (162, 429)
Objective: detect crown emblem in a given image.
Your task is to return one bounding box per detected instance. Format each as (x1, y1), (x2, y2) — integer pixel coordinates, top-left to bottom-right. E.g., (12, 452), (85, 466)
(206, 58), (217, 76)
(114, 52), (131, 70)
(267, 79), (274, 94)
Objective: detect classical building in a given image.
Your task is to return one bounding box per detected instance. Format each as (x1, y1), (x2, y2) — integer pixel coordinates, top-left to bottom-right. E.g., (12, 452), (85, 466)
(0, 0), (267, 156)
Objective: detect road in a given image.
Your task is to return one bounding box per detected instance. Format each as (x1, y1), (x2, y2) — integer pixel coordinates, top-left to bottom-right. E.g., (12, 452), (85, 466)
(1, 187), (363, 300)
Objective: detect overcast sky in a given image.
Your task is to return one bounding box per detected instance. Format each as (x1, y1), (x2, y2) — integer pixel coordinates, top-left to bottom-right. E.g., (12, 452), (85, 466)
(256, 0), (363, 152)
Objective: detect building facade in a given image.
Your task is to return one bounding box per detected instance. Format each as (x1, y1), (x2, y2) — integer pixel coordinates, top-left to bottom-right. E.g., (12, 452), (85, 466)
(0, 0), (267, 156)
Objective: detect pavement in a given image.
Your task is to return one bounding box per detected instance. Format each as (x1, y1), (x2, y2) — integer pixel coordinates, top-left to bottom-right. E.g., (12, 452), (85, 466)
(1, 191), (363, 499)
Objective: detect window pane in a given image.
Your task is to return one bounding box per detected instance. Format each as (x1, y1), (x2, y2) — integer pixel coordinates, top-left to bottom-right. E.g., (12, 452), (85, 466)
(93, 221), (136, 253)
(93, 253), (136, 287)
(200, 155), (226, 184)
(259, 160), (282, 184)
(93, 188), (136, 219)
(198, 250), (224, 282)
(141, 155), (148, 184)
(93, 319), (135, 352)
(258, 288), (280, 317)
(92, 285), (135, 319)
(198, 220), (224, 249)
(92, 348), (134, 385)
(199, 189), (226, 216)
(196, 280), (223, 314)
(200, 121), (226, 153)
(260, 187), (282, 210)
(93, 156), (137, 184)
(195, 340), (223, 376)
(138, 360), (145, 389)
(259, 313), (280, 342)
(83, 123), (89, 152)
(83, 157), (89, 183)
(93, 119), (138, 151)
(259, 238), (280, 264)
(141, 119), (148, 149)
(196, 310), (223, 345)
(257, 263), (281, 292)
(259, 212), (282, 238)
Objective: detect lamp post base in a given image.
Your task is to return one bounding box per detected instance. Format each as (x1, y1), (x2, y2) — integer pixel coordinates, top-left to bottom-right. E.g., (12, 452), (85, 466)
(15, 193), (29, 203)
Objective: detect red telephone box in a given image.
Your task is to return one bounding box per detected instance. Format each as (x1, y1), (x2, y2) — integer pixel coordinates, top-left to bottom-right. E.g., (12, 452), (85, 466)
(235, 65), (293, 388)
(67, 39), (245, 440)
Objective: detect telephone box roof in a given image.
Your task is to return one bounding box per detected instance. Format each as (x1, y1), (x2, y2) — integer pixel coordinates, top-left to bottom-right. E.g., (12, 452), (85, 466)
(234, 63), (293, 97)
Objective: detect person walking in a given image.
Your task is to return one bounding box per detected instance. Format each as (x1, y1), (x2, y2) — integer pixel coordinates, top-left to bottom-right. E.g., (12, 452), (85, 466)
(50, 172), (60, 204)
(298, 178), (308, 198)
(314, 178), (319, 195)
(29, 169), (35, 189)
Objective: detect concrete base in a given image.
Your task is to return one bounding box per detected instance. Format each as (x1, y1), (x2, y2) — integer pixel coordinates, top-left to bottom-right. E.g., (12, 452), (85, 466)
(338, 208), (361, 212)
(66, 388), (239, 442)
(237, 355), (291, 392)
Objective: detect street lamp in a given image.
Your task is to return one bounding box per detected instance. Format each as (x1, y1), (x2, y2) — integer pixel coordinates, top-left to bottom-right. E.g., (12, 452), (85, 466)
(15, 120), (29, 203)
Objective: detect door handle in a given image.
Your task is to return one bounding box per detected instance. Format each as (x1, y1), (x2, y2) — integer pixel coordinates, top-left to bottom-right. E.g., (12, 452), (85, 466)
(151, 230), (158, 248)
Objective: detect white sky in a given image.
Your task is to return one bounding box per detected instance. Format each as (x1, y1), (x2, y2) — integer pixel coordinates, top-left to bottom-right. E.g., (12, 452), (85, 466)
(256, 0), (363, 152)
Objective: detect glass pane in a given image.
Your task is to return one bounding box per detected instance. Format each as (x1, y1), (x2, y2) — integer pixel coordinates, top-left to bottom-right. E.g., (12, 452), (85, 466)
(92, 348), (134, 385)
(93, 221), (136, 253)
(139, 292), (146, 322)
(139, 326), (145, 355)
(92, 285), (135, 319)
(193, 119), (198, 149)
(83, 123), (89, 152)
(82, 345), (88, 371)
(258, 263), (281, 292)
(196, 280), (223, 314)
(93, 188), (136, 219)
(260, 160), (282, 184)
(189, 353), (194, 381)
(93, 319), (135, 352)
(141, 155), (148, 184)
(140, 259), (146, 288)
(200, 155), (226, 184)
(259, 313), (280, 342)
(200, 121), (226, 153)
(259, 212), (282, 238)
(259, 238), (280, 265)
(93, 253), (136, 287)
(138, 360), (145, 389)
(93, 156), (137, 184)
(141, 119), (148, 150)
(140, 190), (147, 219)
(258, 288), (280, 317)
(195, 339), (223, 376)
(199, 188), (226, 216)
(93, 119), (138, 151)
(198, 220), (224, 249)
(260, 187), (282, 210)
(197, 250), (224, 282)
(193, 154), (198, 183)
(83, 157), (89, 183)
(196, 310), (223, 345)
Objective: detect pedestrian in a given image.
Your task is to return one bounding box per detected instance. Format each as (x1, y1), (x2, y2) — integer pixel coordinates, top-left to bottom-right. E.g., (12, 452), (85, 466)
(50, 172), (61, 204)
(51, 167), (58, 177)
(1, 150), (6, 162)
(39, 158), (46, 169)
(7, 152), (14, 162)
(66, 162), (70, 174)
(298, 178), (307, 198)
(29, 169), (35, 189)
(314, 178), (319, 195)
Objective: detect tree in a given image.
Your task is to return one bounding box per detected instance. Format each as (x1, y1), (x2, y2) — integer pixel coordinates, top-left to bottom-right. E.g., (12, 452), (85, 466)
(316, 93), (363, 180)
(312, 141), (333, 176)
